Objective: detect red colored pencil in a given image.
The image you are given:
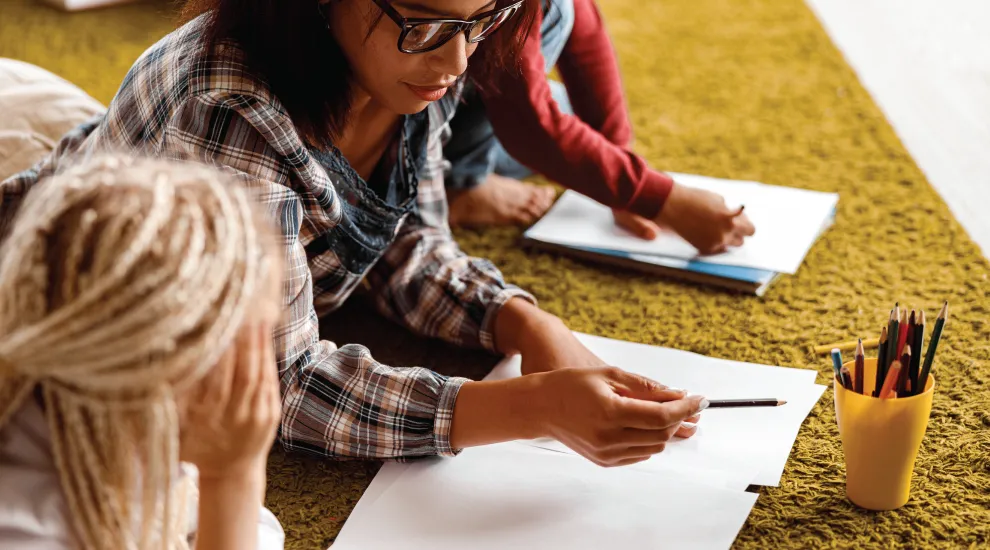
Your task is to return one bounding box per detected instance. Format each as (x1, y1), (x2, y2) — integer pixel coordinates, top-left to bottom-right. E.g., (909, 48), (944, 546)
(896, 308), (909, 358)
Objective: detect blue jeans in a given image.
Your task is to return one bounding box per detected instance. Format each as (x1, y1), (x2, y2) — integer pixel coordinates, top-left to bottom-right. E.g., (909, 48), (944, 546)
(445, 0), (576, 189)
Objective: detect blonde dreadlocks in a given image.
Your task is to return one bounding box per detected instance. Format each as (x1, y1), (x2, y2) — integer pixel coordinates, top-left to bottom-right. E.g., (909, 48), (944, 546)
(0, 156), (275, 549)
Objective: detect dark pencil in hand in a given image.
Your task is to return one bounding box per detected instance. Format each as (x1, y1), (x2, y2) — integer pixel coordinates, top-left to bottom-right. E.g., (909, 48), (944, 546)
(707, 399), (787, 408)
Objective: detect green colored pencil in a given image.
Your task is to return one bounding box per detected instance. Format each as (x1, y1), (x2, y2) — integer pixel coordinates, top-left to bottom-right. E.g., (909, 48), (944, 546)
(916, 302), (948, 393)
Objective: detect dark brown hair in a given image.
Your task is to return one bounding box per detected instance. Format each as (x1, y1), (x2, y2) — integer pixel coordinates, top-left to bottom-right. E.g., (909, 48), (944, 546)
(181, 0), (537, 147)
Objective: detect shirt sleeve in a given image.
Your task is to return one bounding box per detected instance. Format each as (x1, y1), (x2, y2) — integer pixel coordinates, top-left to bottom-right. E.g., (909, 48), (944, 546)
(556, 0), (633, 148)
(162, 92), (469, 459)
(0, 115), (103, 242)
(481, 1), (674, 219)
(365, 112), (537, 353)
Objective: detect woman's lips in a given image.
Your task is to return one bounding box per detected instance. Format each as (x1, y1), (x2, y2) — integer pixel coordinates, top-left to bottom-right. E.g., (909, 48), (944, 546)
(405, 83), (449, 102)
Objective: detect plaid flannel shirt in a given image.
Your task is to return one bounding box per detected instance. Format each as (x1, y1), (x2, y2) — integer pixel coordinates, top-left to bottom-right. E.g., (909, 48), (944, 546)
(0, 17), (535, 459)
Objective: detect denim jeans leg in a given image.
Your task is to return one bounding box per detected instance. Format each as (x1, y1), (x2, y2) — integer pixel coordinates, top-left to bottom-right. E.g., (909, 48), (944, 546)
(444, 0), (577, 189)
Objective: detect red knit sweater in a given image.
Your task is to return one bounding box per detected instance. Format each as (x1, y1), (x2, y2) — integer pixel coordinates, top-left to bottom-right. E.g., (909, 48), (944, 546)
(483, 0), (674, 218)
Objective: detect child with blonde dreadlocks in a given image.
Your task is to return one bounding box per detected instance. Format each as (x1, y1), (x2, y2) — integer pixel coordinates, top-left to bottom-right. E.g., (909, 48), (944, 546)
(0, 156), (286, 550)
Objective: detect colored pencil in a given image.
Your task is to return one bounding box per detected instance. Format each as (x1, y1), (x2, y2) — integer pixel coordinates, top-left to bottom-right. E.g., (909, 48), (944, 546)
(840, 366), (854, 390)
(874, 326), (888, 397)
(854, 338), (865, 394)
(897, 346), (912, 394)
(831, 348), (844, 387)
(896, 308), (909, 358)
(917, 302), (948, 394)
(886, 307), (900, 379)
(879, 360), (902, 399)
(812, 337), (880, 356)
(910, 310), (925, 395)
(707, 399), (787, 408)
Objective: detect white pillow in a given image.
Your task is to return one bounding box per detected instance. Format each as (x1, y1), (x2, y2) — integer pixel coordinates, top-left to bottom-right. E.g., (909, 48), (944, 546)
(0, 58), (105, 181)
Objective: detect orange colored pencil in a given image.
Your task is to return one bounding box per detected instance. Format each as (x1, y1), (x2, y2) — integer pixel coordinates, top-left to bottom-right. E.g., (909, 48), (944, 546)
(879, 360), (902, 399)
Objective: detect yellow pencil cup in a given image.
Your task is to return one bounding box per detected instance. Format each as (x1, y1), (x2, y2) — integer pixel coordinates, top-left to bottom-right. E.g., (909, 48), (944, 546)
(834, 358), (934, 511)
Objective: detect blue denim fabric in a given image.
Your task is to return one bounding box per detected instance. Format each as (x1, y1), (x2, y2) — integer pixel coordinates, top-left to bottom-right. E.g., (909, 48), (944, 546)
(306, 110), (428, 276)
(444, 0), (576, 189)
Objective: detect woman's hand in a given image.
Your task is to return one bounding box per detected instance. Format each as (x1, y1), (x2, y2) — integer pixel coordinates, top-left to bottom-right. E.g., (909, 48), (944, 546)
(530, 367), (705, 466)
(653, 183), (755, 254)
(451, 368), (705, 467)
(178, 322), (280, 482)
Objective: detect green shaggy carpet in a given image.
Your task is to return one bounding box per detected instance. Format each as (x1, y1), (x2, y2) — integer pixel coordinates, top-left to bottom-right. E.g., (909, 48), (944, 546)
(1, 0), (988, 547)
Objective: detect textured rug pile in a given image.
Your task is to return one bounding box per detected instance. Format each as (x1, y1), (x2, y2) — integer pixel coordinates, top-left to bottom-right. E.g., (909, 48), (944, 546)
(2, 0), (987, 547)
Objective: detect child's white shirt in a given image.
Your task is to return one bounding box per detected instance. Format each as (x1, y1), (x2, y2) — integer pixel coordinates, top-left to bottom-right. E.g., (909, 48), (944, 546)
(0, 398), (286, 549)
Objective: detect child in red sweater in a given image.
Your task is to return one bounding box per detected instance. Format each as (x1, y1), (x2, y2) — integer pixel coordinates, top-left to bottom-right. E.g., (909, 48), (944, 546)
(445, 0), (754, 254)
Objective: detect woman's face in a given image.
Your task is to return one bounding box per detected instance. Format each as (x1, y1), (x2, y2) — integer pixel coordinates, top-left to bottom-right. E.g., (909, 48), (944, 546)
(326, 0), (498, 114)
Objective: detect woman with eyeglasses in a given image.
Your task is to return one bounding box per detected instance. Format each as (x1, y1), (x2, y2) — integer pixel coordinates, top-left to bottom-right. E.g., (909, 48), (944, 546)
(0, 0), (707, 476)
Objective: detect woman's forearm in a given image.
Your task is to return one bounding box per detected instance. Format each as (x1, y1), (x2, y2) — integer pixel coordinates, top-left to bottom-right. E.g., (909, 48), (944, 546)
(493, 297), (567, 356)
(449, 376), (546, 449)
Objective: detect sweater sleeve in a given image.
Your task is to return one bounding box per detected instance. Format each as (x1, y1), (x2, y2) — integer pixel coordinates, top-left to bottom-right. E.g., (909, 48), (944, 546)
(481, 2), (674, 219)
(556, 0), (633, 148)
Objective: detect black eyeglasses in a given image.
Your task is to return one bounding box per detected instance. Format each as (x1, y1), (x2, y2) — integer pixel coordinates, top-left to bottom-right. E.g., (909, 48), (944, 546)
(370, 0), (524, 54)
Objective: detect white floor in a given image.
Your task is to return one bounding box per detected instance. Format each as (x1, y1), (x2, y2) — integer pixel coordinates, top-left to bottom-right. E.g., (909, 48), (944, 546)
(805, 0), (990, 260)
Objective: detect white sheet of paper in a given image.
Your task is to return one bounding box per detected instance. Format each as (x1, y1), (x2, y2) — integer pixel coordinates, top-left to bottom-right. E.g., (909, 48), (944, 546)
(484, 333), (825, 486)
(524, 173), (839, 274)
(332, 443), (759, 550)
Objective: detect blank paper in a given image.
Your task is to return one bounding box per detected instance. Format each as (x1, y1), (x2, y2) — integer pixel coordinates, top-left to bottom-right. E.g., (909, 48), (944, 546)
(332, 443), (759, 550)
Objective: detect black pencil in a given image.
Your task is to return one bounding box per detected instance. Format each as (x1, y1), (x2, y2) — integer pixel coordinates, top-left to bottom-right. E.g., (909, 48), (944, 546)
(886, 306), (900, 381)
(875, 326), (888, 397)
(707, 399), (787, 408)
(910, 310), (925, 395)
(854, 338), (865, 394)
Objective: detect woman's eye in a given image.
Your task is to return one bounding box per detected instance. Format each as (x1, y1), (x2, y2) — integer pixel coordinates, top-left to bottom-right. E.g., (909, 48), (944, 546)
(406, 24), (440, 46)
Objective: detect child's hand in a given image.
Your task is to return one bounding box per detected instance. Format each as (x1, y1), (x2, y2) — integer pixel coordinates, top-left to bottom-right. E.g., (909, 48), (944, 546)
(178, 322), (280, 481)
(654, 183), (756, 254)
(612, 209), (663, 240)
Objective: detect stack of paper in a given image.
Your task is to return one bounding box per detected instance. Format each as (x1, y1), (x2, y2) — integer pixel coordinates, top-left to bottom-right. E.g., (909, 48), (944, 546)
(333, 334), (826, 550)
(333, 445), (760, 550)
(523, 174), (839, 295)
